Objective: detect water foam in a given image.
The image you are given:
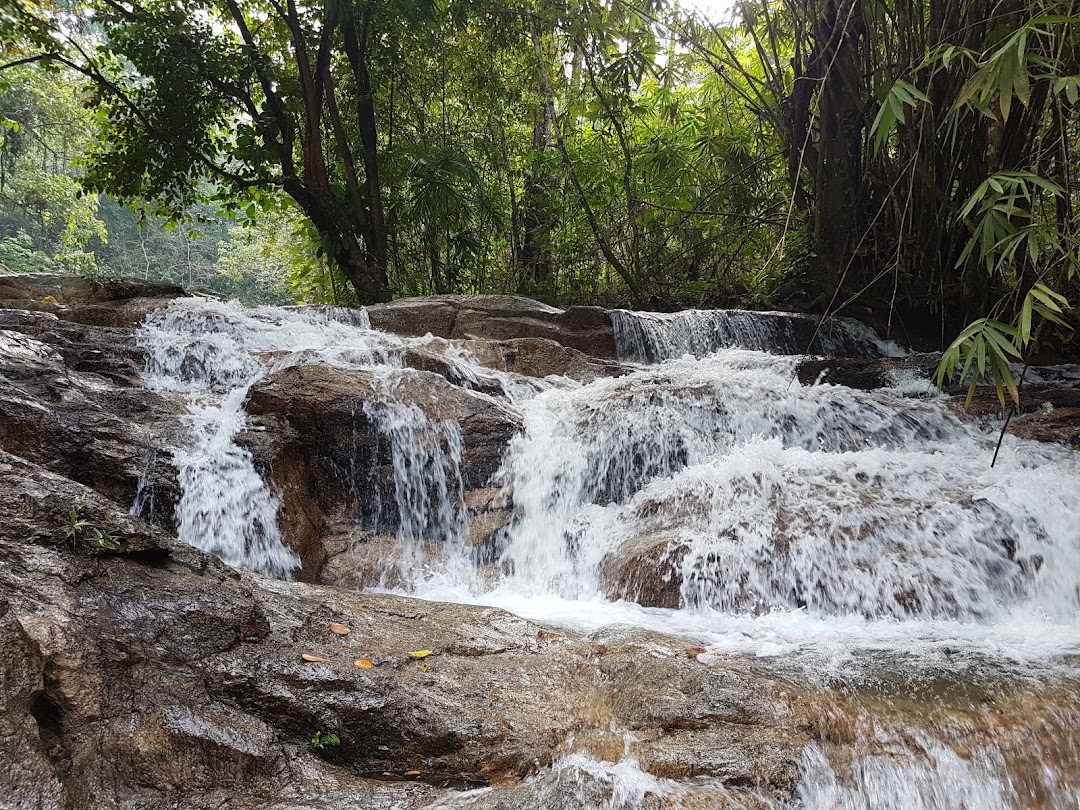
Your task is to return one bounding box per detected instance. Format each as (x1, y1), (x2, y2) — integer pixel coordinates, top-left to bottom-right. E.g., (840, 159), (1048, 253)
(138, 297), (515, 578)
(138, 296), (1080, 807)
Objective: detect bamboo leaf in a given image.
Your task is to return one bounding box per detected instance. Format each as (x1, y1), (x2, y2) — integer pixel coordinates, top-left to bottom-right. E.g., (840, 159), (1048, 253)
(1019, 294), (1033, 343)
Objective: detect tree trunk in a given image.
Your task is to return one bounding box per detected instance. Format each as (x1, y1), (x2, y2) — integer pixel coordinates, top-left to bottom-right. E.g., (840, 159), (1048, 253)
(520, 105), (556, 291)
(811, 0), (865, 299)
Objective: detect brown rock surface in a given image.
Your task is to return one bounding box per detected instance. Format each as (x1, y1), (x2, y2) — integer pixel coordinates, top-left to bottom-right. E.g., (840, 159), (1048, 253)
(0, 450), (817, 810)
(0, 272), (189, 328)
(366, 295), (618, 359)
(797, 352), (941, 391)
(0, 312), (182, 530)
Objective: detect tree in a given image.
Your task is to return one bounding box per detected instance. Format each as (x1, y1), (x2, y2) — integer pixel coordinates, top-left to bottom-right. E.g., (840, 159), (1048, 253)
(0, 62), (108, 272)
(4, 0), (441, 302)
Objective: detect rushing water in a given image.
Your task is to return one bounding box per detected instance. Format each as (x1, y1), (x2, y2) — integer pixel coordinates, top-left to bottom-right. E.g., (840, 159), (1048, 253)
(138, 298), (1080, 809)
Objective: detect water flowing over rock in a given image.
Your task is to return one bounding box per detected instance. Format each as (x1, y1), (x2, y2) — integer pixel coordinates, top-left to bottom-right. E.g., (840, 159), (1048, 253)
(2, 275), (1080, 809)
(611, 308), (903, 362)
(0, 449), (826, 809)
(242, 363), (520, 582)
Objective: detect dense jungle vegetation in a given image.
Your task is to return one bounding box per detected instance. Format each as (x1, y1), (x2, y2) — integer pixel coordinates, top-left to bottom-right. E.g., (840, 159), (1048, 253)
(2, 0), (1079, 391)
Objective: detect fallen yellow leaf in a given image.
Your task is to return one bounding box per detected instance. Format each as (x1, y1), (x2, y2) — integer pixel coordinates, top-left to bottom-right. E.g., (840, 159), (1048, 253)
(302, 653), (330, 663)
(684, 646), (706, 659)
(408, 650), (432, 658)
(404, 770), (421, 776)
(329, 622), (351, 635)
(42, 295), (57, 303)
(418, 662), (430, 673)
(353, 657), (374, 669)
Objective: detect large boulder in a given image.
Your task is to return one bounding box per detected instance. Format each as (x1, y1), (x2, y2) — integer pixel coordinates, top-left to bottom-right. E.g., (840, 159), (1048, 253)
(0, 312), (183, 530)
(796, 353), (941, 391)
(0, 273), (193, 529)
(598, 469), (1045, 619)
(365, 295), (618, 359)
(404, 335), (628, 387)
(240, 364), (521, 580)
(955, 384), (1080, 448)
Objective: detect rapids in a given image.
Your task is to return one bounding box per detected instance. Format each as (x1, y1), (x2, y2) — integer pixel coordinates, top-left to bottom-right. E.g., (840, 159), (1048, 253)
(139, 297), (1080, 809)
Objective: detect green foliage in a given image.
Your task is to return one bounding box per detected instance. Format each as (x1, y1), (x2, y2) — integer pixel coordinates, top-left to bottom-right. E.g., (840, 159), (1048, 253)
(63, 500), (121, 551)
(935, 283), (1073, 409)
(956, 172), (1070, 279)
(0, 0), (1077, 323)
(871, 80), (929, 156)
(310, 731), (341, 751)
(0, 230), (59, 273)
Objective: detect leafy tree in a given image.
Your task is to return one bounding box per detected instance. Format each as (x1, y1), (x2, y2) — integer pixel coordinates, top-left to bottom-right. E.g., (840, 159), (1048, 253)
(6, 0), (437, 302)
(0, 63), (108, 270)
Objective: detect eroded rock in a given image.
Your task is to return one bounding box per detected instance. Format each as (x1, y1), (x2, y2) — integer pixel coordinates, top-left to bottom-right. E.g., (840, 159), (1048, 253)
(0, 314), (183, 529)
(0, 450), (818, 809)
(366, 295), (618, 359)
(240, 364), (521, 580)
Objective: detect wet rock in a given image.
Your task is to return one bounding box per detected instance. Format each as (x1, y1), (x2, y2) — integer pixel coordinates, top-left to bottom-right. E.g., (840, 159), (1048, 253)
(0, 451), (816, 809)
(241, 364), (521, 580)
(796, 353), (941, 391)
(449, 336), (628, 383)
(0, 272), (188, 328)
(954, 385), (1080, 448)
(1008, 406), (1080, 447)
(612, 308), (890, 362)
(598, 483), (1041, 619)
(601, 533), (687, 610)
(366, 295), (618, 359)
(400, 335), (628, 399)
(0, 272), (185, 304)
(0, 316), (183, 529)
(798, 354), (1080, 447)
(0, 451), (441, 810)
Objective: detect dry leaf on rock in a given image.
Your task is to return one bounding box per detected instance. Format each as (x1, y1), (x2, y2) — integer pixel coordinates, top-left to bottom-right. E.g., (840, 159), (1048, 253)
(408, 650), (433, 658)
(302, 653), (330, 663)
(329, 623), (351, 635)
(353, 658), (374, 669)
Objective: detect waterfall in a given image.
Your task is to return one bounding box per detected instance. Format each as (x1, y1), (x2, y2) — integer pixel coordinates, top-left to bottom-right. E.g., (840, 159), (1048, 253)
(610, 307), (905, 362)
(139, 299), (300, 577)
(138, 297), (476, 579)
(138, 296), (1080, 808)
(361, 393), (470, 587)
(491, 352), (1080, 621)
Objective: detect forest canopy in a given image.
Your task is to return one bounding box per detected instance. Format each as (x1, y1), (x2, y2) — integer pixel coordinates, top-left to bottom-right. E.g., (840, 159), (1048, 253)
(2, 0), (1079, 388)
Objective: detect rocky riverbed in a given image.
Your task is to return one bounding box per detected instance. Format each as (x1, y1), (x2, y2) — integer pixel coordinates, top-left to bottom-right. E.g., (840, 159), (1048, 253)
(2, 273), (1079, 809)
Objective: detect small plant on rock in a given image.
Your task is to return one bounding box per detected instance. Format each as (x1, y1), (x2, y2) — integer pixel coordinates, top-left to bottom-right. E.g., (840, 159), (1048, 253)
(63, 500), (121, 551)
(310, 730), (341, 753)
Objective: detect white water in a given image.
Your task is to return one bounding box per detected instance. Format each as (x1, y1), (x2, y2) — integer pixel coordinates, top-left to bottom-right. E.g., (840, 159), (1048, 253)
(139, 298), (549, 578)
(138, 297), (1080, 808)
(425, 749), (761, 810)
(610, 307), (907, 362)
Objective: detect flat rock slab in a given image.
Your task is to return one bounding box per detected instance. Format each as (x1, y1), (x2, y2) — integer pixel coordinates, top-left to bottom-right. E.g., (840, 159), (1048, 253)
(366, 295), (617, 359)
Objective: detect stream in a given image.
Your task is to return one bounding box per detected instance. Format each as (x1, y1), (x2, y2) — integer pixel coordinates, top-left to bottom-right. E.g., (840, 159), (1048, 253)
(138, 297), (1080, 809)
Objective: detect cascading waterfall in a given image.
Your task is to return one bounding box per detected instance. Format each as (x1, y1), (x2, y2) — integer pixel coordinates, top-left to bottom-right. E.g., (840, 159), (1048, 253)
(361, 391), (470, 588)
(139, 296), (1080, 808)
(138, 297), (506, 581)
(610, 307), (905, 362)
